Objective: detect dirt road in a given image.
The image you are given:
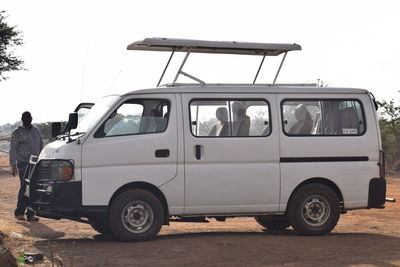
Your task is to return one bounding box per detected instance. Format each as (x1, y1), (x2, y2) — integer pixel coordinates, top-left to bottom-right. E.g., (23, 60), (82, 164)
(1, 175), (400, 267)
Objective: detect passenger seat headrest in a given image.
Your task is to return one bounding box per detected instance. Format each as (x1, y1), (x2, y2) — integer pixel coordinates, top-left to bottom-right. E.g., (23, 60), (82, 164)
(151, 109), (162, 117)
(294, 104), (310, 121)
(237, 108), (246, 117)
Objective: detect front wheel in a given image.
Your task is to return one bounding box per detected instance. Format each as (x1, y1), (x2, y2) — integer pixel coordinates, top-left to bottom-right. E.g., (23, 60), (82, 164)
(89, 219), (112, 236)
(108, 189), (164, 241)
(255, 215), (290, 230)
(287, 183), (340, 236)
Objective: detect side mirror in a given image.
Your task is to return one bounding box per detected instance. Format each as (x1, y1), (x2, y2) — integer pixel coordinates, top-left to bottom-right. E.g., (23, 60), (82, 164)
(67, 112), (78, 131)
(51, 122), (62, 137)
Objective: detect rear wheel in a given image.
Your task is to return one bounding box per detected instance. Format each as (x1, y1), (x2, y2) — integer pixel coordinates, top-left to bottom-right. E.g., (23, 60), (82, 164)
(287, 183), (340, 236)
(255, 215), (290, 230)
(108, 189), (164, 241)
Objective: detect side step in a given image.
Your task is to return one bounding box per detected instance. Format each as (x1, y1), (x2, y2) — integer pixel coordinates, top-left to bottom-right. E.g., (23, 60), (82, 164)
(169, 217), (209, 223)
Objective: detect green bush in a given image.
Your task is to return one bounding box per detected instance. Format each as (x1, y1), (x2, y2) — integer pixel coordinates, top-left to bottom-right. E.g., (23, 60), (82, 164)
(379, 98), (400, 173)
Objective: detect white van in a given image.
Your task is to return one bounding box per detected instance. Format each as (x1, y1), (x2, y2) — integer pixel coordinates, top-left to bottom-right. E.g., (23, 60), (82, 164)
(27, 38), (386, 241)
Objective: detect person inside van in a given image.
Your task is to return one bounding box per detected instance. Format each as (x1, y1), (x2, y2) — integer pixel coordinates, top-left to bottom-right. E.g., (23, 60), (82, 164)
(208, 107), (230, 136)
(236, 108), (250, 136)
(232, 102), (243, 134)
(288, 104), (313, 135)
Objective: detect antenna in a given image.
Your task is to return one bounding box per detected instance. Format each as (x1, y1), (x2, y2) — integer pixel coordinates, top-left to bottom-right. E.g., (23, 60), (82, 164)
(107, 69), (122, 91)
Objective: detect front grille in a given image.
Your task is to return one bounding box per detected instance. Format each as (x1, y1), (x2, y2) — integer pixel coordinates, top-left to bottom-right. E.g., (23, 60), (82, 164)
(36, 161), (51, 181)
(29, 161), (55, 207)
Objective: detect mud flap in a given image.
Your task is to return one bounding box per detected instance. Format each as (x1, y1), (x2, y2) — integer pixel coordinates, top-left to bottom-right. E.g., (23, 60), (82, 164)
(368, 178), (386, 208)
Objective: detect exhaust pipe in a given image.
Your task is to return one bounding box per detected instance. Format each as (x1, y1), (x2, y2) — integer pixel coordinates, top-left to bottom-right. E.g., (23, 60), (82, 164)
(385, 198), (396, 203)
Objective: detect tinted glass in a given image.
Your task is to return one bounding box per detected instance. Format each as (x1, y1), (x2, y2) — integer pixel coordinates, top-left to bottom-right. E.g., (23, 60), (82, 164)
(282, 99), (365, 136)
(95, 99), (170, 138)
(190, 99), (270, 137)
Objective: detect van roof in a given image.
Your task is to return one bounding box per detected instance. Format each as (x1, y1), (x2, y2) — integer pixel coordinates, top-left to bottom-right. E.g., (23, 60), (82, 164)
(127, 38), (301, 56)
(124, 86), (369, 96)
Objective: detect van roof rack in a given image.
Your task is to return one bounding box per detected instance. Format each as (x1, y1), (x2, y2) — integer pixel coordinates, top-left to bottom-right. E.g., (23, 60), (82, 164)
(165, 83), (317, 87)
(127, 38), (302, 87)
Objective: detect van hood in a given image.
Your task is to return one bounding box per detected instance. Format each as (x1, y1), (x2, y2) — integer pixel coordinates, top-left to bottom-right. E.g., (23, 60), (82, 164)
(39, 139), (81, 164)
(40, 140), (68, 159)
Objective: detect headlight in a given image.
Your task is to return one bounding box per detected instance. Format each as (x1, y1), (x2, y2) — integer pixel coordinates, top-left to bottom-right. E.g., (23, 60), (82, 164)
(49, 160), (74, 182)
(60, 164), (74, 181)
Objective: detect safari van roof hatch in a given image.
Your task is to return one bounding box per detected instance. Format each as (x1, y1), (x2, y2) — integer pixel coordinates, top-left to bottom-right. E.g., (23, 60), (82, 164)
(127, 38), (303, 87)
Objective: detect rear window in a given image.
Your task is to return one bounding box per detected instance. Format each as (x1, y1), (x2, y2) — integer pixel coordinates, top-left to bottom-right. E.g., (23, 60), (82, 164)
(281, 99), (365, 136)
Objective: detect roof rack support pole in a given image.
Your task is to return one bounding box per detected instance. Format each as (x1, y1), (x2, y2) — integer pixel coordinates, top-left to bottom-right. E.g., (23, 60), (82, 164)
(273, 52), (287, 85)
(180, 71), (205, 86)
(173, 50), (191, 84)
(253, 55), (266, 84)
(157, 51), (175, 87)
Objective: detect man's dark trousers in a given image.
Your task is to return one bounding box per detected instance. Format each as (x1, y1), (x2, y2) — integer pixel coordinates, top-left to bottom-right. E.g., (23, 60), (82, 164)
(14, 162), (34, 218)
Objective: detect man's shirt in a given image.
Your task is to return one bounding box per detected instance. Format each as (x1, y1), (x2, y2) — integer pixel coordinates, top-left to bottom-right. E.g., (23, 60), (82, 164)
(9, 125), (43, 168)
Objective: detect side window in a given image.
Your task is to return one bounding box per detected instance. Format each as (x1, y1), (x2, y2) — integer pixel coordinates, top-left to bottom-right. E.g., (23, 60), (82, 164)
(190, 99), (270, 137)
(94, 99), (170, 138)
(282, 99), (365, 136)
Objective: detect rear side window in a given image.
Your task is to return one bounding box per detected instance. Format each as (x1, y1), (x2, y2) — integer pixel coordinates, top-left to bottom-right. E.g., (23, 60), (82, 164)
(94, 99), (170, 138)
(190, 99), (270, 137)
(282, 99), (365, 136)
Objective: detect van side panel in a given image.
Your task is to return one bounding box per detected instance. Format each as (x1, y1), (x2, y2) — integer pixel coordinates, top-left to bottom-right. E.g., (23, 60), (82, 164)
(278, 94), (380, 211)
(81, 94), (179, 206)
(159, 93), (185, 215)
(181, 93), (281, 215)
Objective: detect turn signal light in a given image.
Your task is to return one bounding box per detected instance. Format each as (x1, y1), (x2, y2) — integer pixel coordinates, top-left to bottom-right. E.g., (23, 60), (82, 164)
(60, 166), (74, 181)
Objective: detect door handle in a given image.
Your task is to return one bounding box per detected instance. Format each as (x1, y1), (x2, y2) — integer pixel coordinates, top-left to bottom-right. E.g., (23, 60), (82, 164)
(155, 149), (170, 158)
(195, 145), (202, 160)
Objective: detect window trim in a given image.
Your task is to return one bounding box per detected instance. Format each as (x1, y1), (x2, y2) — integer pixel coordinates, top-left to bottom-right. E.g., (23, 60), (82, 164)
(188, 98), (272, 138)
(94, 98), (171, 138)
(280, 98), (367, 137)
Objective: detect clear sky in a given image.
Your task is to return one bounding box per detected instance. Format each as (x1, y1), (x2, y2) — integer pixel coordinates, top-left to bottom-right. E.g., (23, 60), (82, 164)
(1, 0), (399, 125)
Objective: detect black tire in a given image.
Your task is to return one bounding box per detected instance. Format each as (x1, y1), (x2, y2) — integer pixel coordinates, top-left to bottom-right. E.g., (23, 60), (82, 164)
(108, 189), (164, 242)
(89, 219), (112, 236)
(287, 183), (340, 236)
(255, 215), (290, 230)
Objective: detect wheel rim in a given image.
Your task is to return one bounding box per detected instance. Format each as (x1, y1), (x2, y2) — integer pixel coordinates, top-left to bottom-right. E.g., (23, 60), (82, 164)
(121, 201), (154, 233)
(301, 195), (330, 227)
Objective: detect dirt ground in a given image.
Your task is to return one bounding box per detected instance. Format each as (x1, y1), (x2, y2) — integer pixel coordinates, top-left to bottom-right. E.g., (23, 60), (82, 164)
(1, 175), (400, 267)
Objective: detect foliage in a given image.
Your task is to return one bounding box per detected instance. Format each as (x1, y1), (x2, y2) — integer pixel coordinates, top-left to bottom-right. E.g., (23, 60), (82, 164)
(378, 98), (400, 171)
(0, 121), (19, 134)
(34, 122), (54, 142)
(0, 121), (66, 149)
(0, 10), (24, 81)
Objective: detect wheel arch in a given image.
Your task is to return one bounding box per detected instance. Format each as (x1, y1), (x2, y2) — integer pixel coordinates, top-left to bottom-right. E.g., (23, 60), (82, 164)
(286, 177), (344, 212)
(109, 182), (170, 225)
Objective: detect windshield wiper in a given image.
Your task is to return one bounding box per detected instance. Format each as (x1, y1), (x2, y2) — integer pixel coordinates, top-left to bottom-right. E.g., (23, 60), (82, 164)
(70, 132), (86, 137)
(56, 132), (86, 141)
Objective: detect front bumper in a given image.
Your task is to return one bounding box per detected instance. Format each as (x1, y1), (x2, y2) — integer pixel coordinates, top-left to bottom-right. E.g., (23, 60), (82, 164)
(27, 160), (107, 222)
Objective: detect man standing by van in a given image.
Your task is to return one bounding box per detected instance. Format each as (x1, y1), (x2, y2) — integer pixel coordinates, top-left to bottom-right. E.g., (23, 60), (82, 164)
(9, 111), (43, 221)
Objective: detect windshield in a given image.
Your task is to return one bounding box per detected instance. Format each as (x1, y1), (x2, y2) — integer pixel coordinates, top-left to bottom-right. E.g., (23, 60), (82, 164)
(71, 95), (120, 135)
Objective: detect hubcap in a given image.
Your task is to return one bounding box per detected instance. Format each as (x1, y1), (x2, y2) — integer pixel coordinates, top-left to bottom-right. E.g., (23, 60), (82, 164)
(121, 201), (153, 233)
(302, 195), (330, 227)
